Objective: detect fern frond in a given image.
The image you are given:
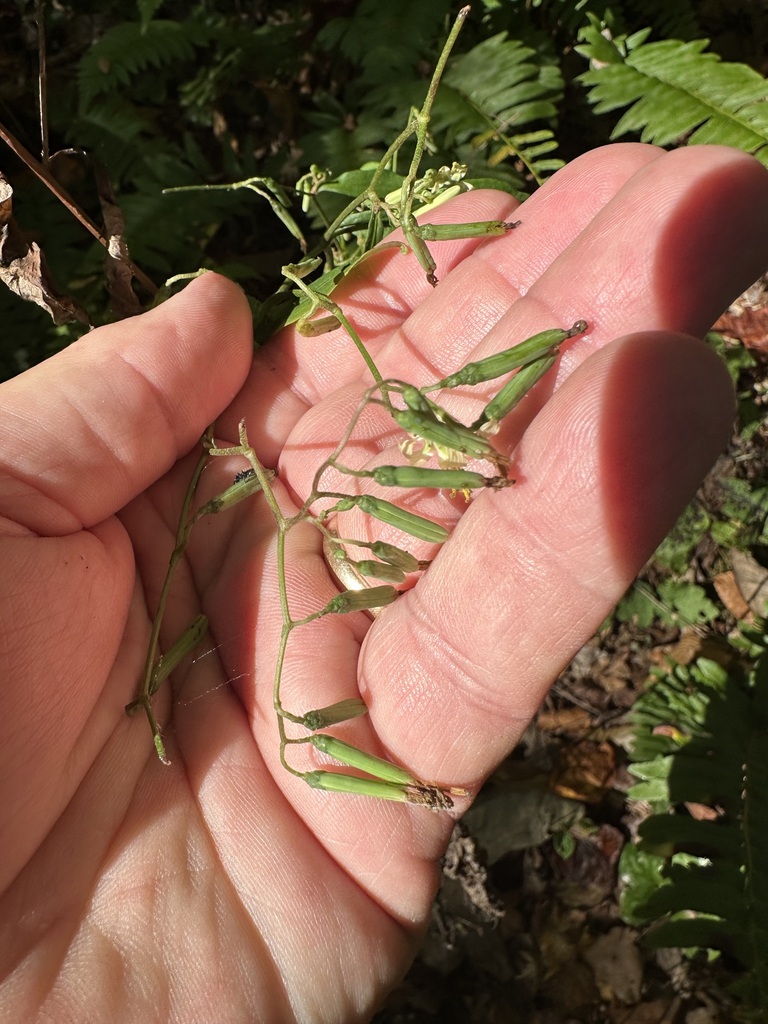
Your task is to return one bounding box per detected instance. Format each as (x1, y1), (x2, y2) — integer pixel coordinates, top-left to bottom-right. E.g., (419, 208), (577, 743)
(431, 33), (564, 183)
(79, 20), (209, 108)
(624, 638), (768, 1014)
(317, 0), (452, 88)
(69, 95), (170, 182)
(137, 0), (166, 30)
(576, 19), (768, 164)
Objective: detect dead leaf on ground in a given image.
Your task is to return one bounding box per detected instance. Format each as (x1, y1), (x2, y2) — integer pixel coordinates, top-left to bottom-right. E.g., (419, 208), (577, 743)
(551, 740), (617, 803)
(0, 170), (90, 326)
(536, 706), (592, 734)
(583, 926), (643, 1005)
(729, 548), (768, 616)
(713, 570), (751, 620)
(714, 273), (768, 352)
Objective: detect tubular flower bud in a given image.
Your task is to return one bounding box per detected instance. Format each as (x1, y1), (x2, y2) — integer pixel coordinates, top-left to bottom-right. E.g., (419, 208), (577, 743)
(301, 699), (369, 730)
(368, 541), (420, 572)
(422, 324), (578, 393)
(391, 407), (508, 469)
(192, 468), (274, 520)
(150, 615), (208, 694)
(310, 734), (419, 785)
(416, 218), (519, 240)
(472, 353), (558, 431)
(322, 585), (400, 614)
(296, 315), (342, 337)
(354, 560), (407, 584)
(370, 464), (510, 490)
(304, 770), (457, 810)
(330, 494), (450, 544)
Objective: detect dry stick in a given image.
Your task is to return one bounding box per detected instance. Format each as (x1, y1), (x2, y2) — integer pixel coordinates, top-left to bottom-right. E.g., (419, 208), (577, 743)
(0, 121), (157, 297)
(35, 0), (48, 166)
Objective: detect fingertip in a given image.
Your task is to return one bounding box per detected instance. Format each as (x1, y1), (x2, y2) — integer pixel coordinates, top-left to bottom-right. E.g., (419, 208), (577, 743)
(594, 330), (735, 573)
(0, 273), (255, 532)
(141, 272), (254, 405)
(650, 146), (768, 335)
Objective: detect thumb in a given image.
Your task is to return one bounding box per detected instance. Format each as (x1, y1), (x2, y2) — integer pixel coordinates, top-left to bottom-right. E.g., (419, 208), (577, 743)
(0, 273), (252, 535)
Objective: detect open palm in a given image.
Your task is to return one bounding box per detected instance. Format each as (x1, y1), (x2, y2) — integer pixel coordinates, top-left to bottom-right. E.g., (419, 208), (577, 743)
(2, 144), (767, 1023)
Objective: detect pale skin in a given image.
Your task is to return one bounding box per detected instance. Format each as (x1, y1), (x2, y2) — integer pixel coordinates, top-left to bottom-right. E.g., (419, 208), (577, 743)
(1, 144), (767, 1023)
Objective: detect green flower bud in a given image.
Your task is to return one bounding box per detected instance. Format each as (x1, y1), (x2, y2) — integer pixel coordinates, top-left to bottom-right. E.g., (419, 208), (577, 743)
(354, 560), (407, 584)
(391, 408), (506, 466)
(323, 585), (400, 614)
(370, 465), (510, 490)
(322, 495), (448, 544)
(423, 325), (574, 393)
(310, 734), (418, 785)
(303, 770), (456, 810)
(369, 541), (420, 572)
(296, 315), (341, 337)
(301, 699), (369, 730)
(472, 353), (558, 430)
(192, 469), (272, 521)
(416, 218), (519, 240)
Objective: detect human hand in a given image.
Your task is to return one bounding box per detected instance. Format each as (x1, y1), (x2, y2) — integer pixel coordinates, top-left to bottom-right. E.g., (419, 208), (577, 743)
(1, 144), (766, 1023)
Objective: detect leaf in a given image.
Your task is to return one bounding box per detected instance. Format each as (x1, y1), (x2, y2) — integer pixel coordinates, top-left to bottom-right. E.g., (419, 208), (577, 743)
(0, 239), (89, 326)
(137, 0), (166, 29)
(623, 637), (768, 1012)
(0, 172), (90, 326)
(79, 21), (209, 108)
(614, 584), (656, 627)
(577, 20), (768, 164)
(318, 166), (404, 199)
(431, 33), (564, 184)
(619, 842), (670, 926)
(657, 579), (719, 627)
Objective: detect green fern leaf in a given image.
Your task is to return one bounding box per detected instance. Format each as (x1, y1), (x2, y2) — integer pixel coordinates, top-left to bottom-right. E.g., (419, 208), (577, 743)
(624, 638), (768, 1013)
(317, 0), (451, 89)
(79, 21), (209, 108)
(137, 0), (166, 29)
(69, 95), (169, 182)
(577, 20), (768, 163)
(431, 33), (564, 183)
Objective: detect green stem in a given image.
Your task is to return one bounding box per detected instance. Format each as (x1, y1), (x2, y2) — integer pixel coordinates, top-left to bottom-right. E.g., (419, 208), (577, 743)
(323, 121), (418, 243)
(126, 426), (214, 760)
(399, 6), (469, 229)
(282, 266), (384, 388)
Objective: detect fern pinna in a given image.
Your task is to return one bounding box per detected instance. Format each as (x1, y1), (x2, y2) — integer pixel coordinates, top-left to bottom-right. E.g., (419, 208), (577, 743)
(576, 16), (768, 165)
(623, 629), (768, 1015)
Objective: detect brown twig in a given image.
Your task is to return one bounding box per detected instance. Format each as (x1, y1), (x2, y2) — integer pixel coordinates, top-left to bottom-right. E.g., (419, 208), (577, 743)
(0, 120), (157, 297)
(35, 0), (48, 166)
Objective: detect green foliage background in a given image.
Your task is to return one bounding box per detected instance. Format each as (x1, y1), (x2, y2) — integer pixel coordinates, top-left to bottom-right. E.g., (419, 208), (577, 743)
(3, 0), (768, 377)
(3, 1), (768, 1015)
